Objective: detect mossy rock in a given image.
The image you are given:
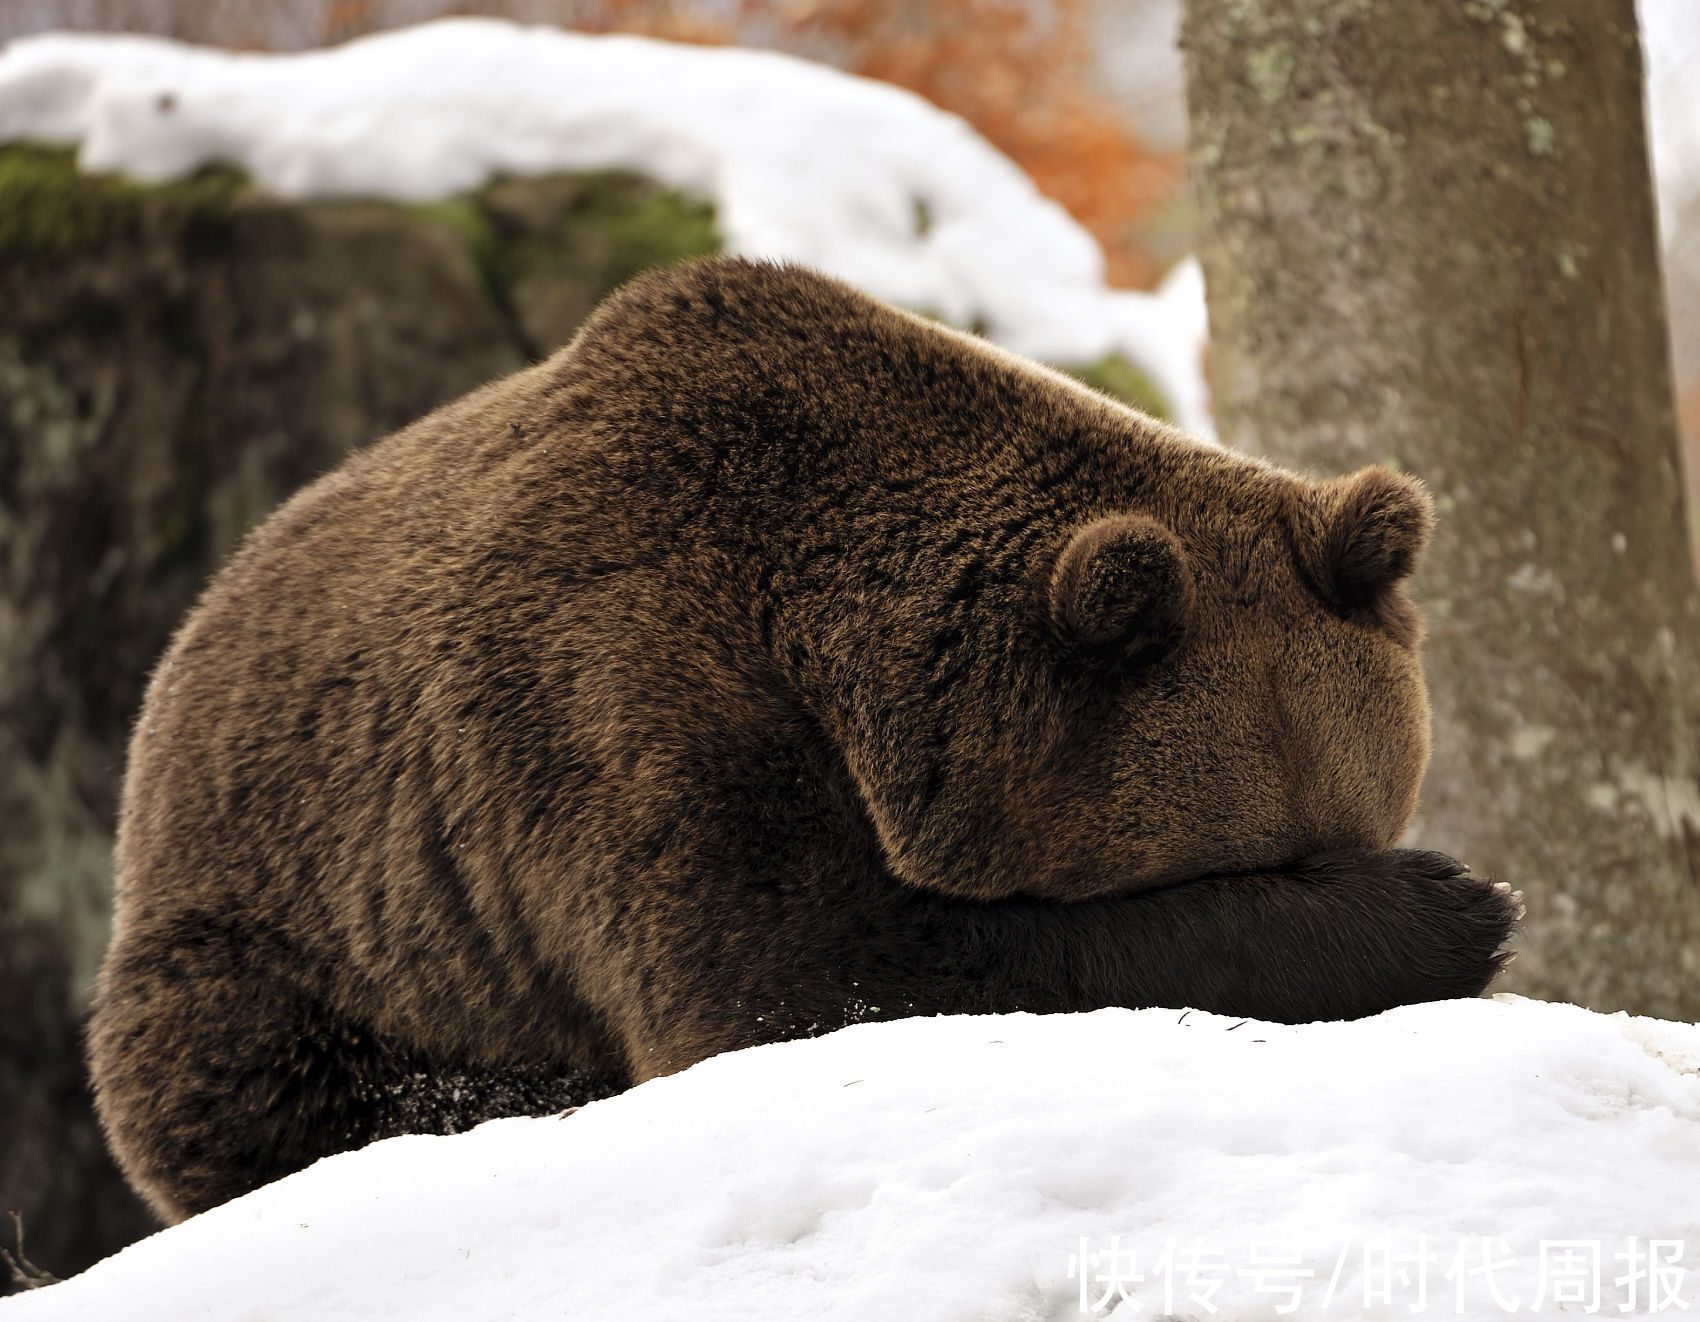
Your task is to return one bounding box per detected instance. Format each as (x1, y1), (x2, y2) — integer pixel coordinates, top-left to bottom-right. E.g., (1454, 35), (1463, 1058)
(0, 143), (720, 334)
(478, 172), (720, 355)
(1059, 355), (1172, 422)
(1, 142), (1170, 416)
(0, 143), (243, 262)
(0, 149), (725, 1284)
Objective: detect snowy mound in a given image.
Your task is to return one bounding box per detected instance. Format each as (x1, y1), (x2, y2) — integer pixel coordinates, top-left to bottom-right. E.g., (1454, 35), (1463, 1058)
(7, 997), (1697, 1321)
(0, 20), (1210, 435)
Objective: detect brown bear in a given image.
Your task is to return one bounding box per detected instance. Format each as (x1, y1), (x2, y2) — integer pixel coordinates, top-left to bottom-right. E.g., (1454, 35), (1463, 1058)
(90, 257), (1518, 1224)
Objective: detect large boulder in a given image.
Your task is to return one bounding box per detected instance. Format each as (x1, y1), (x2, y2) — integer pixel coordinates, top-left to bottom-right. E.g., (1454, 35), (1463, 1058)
(0, 143), (718, 1284)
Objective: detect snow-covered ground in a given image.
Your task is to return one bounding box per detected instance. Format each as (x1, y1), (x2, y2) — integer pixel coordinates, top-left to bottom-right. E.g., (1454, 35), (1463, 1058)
(0, 20), (1212, 436)
(3, 997), (1696, 1321)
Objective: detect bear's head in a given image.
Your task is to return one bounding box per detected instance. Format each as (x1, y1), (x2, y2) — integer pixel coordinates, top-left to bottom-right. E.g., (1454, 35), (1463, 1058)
(1027, 464), (1434, 897)
(831, 452), (1436, 904)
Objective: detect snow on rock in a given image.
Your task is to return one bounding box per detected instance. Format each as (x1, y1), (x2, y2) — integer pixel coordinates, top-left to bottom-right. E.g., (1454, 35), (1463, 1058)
(5, 996), (1697, 1321)
(0, 20), (1212, 435)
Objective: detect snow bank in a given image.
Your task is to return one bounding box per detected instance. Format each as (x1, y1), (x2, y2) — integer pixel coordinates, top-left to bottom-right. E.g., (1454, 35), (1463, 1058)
(0, 20), (1212, 435)
(6, 997), (1696, 1321)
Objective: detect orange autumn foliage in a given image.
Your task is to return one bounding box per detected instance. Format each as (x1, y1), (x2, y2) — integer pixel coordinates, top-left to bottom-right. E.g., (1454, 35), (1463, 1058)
(778, 0), (1182, 288)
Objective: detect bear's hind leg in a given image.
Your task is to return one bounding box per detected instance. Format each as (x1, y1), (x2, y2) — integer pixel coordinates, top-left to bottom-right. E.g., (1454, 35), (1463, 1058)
(90, 918), (625, 1223)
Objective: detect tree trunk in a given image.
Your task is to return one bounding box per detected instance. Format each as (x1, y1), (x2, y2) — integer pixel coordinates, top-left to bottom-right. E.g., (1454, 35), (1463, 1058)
(1181, 0), (1700, 1017)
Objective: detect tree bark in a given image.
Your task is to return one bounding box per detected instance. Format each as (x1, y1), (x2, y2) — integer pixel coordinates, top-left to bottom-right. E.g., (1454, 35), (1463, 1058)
(1182, 0), (1700, 1016)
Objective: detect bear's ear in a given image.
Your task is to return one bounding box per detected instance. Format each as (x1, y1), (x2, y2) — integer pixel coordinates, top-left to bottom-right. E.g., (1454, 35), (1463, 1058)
(1296, 467), (1434, 622)
(1046, 514), (1194, 664)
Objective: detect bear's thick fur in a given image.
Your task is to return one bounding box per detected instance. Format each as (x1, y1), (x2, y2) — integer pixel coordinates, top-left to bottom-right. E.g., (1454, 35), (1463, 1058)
(92, 259), (1518, 1222)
